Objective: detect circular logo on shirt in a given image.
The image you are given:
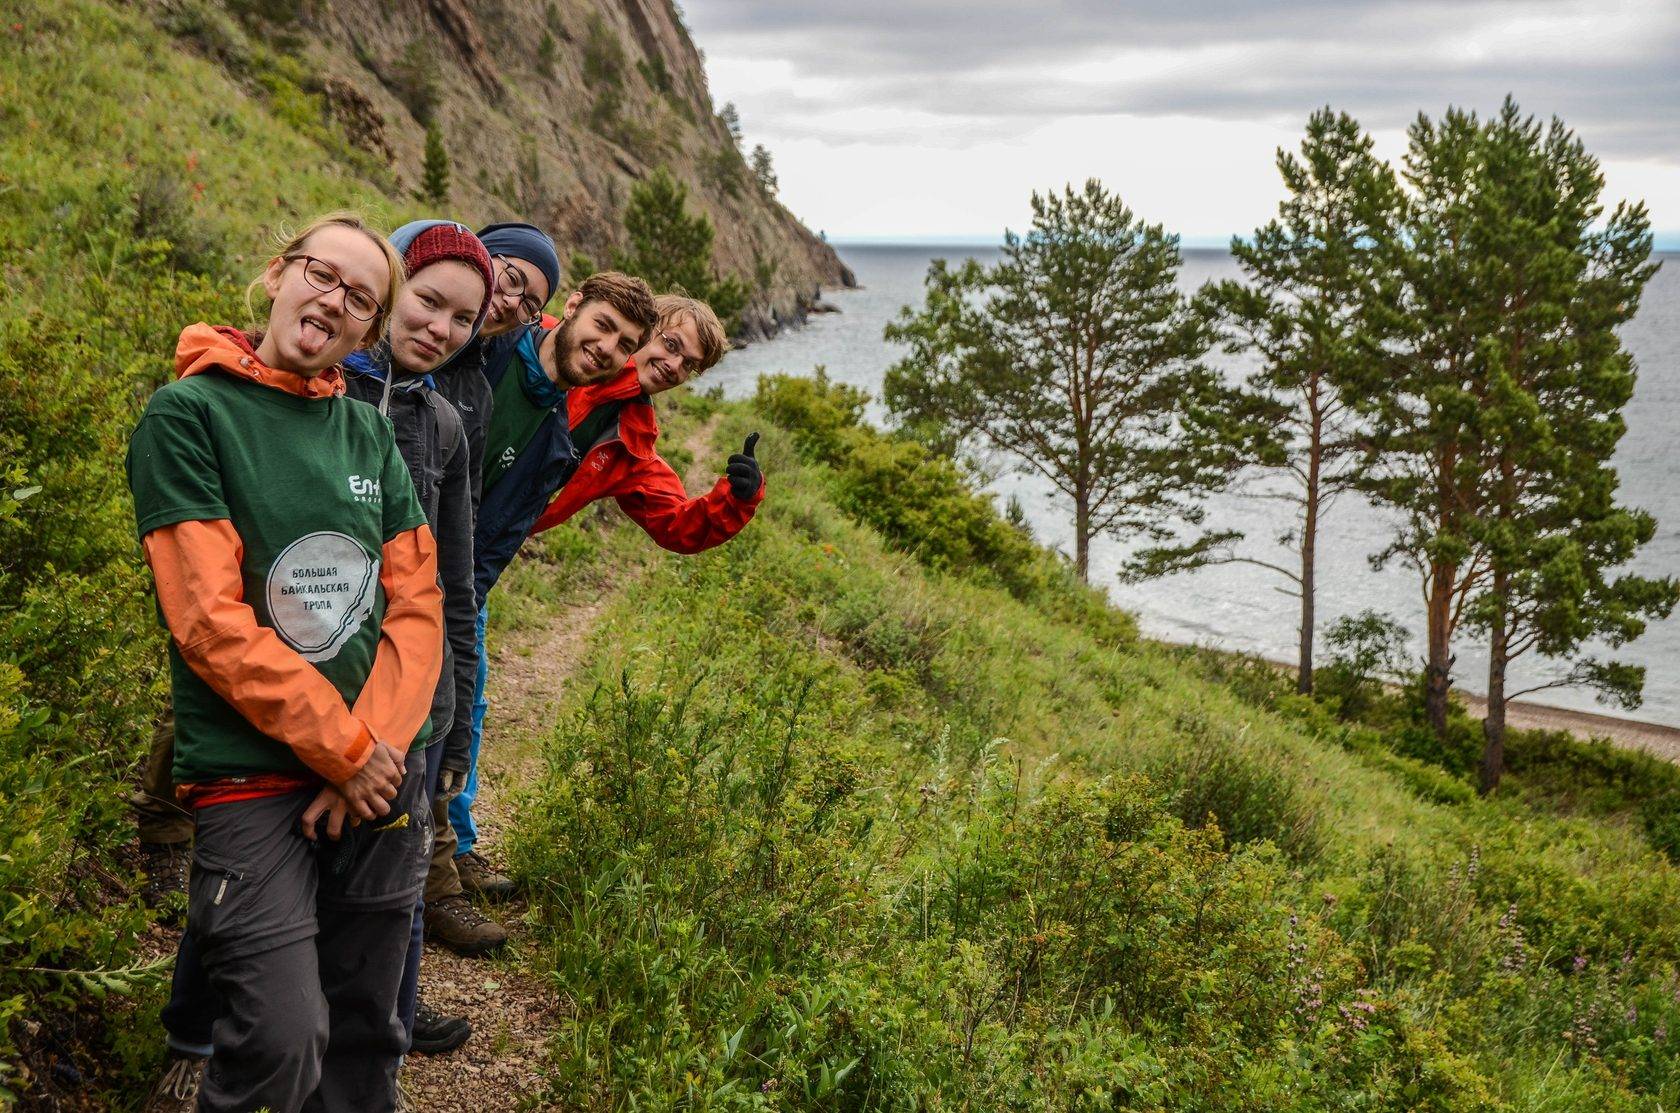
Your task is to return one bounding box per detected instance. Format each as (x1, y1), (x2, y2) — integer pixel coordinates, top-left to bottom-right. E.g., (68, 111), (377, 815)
(265, 531), (379, 662)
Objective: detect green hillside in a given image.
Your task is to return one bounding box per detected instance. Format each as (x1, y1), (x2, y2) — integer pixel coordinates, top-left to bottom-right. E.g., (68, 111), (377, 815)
(471, 384), (1680, 1110)
(7, 0), (1680, 1108)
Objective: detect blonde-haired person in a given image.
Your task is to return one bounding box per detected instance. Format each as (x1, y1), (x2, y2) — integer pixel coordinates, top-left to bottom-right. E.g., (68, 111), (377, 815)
(128, 213), (443, 1113)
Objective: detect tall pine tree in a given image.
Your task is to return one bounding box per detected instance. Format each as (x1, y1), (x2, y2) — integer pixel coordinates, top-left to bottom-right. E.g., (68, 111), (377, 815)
(1455, 101), (1675, 792)
(1354, 106), (1500, 738)
(1356, 97), (1674, 751)
(883, 180), (1227, 582)
(612, 169), (745, 329)
(1138, 109), (1399, 693)
(420, 124), (450, 205)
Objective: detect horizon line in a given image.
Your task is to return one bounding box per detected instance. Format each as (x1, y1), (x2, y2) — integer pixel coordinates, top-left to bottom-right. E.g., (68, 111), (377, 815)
(831, 232), (1680, 251)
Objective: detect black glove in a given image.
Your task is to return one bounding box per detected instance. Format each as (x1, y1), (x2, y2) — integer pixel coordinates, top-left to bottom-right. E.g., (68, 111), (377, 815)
(725, 432), (762, 501)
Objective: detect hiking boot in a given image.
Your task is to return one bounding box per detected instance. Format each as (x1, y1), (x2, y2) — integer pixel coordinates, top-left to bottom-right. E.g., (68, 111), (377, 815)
(455, 849), (517, 901)
(140, 841), (191, 925)
(424, 893), (508, 957)
(142, 1053), (204, 1112)
(411, 999), (473, 1055)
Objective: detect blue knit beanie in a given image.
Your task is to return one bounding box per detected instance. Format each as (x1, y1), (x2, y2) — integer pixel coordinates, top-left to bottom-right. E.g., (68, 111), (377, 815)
(477, 222), (562, 308)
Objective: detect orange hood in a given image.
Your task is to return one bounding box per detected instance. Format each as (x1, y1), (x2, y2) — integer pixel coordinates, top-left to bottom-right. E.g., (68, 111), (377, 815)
(174, 323), (346, 399)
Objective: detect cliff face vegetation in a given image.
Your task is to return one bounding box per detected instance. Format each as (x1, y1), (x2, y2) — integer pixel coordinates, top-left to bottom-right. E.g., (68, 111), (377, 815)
(154, 0), (854, 334)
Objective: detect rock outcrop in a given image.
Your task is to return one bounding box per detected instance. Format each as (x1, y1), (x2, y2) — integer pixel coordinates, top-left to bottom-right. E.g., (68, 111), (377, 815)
(177, 0), (854, 332)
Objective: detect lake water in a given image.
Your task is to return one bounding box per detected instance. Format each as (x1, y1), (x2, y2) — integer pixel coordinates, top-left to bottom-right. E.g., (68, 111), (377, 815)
(708, 244), (1680, 728)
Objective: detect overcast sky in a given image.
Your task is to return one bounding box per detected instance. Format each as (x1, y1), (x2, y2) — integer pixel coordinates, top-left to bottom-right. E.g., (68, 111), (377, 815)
(680, 0), (1680, 244)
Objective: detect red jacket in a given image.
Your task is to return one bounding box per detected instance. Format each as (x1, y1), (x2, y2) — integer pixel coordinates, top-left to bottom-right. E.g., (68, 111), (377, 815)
(530, 367), (763, 553)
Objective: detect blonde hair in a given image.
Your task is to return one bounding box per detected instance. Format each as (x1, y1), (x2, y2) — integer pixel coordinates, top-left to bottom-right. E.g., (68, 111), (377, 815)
(653, 293), (729, 373)
(244, 211), (404, 345)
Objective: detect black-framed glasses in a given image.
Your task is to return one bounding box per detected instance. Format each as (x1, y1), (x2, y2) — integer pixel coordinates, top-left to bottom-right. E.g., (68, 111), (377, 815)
(493, 255), (544, 324)
(653, 329), (701, 377)
(284, 254), (384, 322)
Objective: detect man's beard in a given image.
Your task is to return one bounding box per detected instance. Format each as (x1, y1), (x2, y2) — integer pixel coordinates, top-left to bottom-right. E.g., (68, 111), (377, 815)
(551, 314), (592, 388)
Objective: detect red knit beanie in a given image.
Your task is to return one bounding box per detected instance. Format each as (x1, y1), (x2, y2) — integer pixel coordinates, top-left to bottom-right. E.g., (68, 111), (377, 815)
(403, 223), (495, 328)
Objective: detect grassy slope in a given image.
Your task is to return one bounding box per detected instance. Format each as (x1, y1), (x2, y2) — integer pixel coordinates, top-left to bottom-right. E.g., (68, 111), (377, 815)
(488, 394), (1680, 1110)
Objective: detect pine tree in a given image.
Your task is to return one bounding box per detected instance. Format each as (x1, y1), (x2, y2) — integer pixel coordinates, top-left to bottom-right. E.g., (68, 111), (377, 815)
(750, 144), (777, 196)
(420, 124), (450, 205)
(1453, 101), (1675, 792)
(613, 168), (745, 329)
(719, 102), (743, 146)
(883, 179), (1228, 582)
(1352, 106), (1500, 738)
(1355, 97), (1675, 753)
(1137, 109), (1400, 694)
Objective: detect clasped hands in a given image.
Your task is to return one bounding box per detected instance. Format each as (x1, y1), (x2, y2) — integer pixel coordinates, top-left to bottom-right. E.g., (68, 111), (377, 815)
(300, 739), (405, 841)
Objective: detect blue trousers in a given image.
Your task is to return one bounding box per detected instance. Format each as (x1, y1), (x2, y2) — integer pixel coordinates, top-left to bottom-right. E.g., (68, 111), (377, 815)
(446, 605), (489, 856)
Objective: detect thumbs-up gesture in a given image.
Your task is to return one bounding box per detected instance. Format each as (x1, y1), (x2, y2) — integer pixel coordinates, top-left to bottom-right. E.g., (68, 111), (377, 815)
(725, 432), (762, 500)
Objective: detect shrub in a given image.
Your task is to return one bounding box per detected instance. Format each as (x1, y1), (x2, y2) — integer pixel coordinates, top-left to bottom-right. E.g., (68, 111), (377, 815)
(1147, 711), (1327, 863)
(388, 39), (441, 124)
(0, 239), (231, 1090)
(1318, 609), (1414, 719)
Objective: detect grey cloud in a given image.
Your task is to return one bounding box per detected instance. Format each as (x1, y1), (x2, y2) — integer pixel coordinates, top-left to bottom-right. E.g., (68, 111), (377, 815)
(684, 0), (1680, 161)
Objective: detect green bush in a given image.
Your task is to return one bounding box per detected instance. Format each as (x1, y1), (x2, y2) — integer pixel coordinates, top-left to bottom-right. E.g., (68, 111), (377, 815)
(1147, 711), (1327, 863)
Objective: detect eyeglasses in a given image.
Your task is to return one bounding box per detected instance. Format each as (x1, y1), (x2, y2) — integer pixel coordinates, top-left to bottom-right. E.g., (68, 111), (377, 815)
(493, 256), (544, 324)
(283, 255), (384, 322)
(653, 329), (701, 377)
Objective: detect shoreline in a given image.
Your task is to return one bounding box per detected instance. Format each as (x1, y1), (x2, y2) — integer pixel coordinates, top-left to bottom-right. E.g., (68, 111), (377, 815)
(1194, 644), (1680, 761)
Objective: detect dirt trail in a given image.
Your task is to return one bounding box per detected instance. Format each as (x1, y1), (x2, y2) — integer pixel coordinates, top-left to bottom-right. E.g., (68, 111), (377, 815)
(399, 593), (610, 1111)
(402, 414), (722, 1109)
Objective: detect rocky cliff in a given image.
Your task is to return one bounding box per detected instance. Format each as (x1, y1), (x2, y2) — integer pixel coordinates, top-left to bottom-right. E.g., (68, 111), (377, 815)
(162, 0), (854, 335)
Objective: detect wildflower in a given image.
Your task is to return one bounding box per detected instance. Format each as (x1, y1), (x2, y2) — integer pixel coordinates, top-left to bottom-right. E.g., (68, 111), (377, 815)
(1574, 955), (1589, 974)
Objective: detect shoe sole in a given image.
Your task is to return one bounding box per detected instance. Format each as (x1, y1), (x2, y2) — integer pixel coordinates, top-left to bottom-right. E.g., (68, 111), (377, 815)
(410, 1024), (473, 1055)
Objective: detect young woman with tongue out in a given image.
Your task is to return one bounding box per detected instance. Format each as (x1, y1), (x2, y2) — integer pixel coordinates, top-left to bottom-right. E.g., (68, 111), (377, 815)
(128, 212), (444, 1113)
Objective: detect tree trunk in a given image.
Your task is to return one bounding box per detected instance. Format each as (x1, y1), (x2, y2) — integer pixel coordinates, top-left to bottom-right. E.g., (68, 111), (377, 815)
(1479, 574), (1510, 796)
(1074, 492), (1090, 583)
(1424, 560), (1455, 738)
(1297, 418), (1322, 696)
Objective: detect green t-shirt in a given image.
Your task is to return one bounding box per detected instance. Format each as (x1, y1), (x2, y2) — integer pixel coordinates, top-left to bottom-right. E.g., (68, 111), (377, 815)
(126, 372), (429, 783)
(481, 357), (554, 497)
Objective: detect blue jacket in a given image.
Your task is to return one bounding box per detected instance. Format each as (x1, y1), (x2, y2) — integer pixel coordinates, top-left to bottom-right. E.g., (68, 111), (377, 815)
(473, 324), (579, 605)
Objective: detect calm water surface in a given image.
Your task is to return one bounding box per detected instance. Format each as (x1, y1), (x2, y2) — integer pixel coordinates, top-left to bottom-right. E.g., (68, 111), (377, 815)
(710, 245), (1680, 727)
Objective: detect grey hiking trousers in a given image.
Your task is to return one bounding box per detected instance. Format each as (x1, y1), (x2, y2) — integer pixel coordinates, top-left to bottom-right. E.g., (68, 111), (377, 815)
(187, 747), (430, 1113)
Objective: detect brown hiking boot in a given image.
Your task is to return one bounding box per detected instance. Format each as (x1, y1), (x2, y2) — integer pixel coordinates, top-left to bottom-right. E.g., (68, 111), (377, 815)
(455, 849), (517, 901)
(140, 841), (191, 925)
(142, 1053), (204, 1112)
(424, 893), (508, 957)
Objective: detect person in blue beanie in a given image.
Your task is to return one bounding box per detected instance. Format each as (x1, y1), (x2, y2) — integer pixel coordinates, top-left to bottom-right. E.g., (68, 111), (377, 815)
(428, 260), (658, 919)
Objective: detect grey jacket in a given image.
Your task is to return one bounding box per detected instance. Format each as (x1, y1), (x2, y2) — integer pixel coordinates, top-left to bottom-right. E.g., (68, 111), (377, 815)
(343, 357), (477, 767)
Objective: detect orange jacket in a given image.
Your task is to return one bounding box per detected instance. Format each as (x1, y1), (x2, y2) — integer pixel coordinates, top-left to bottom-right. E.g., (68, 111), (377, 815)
(529, 367), (763, 553)
(142, 326), (443, 787)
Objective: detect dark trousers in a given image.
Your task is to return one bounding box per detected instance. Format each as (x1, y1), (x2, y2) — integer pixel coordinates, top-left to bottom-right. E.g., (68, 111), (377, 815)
(168, 748), (430, 1113)
(164, 748), (449, 1059)
(396, 741), (445, 1044)
(132, 710), (194, 845)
